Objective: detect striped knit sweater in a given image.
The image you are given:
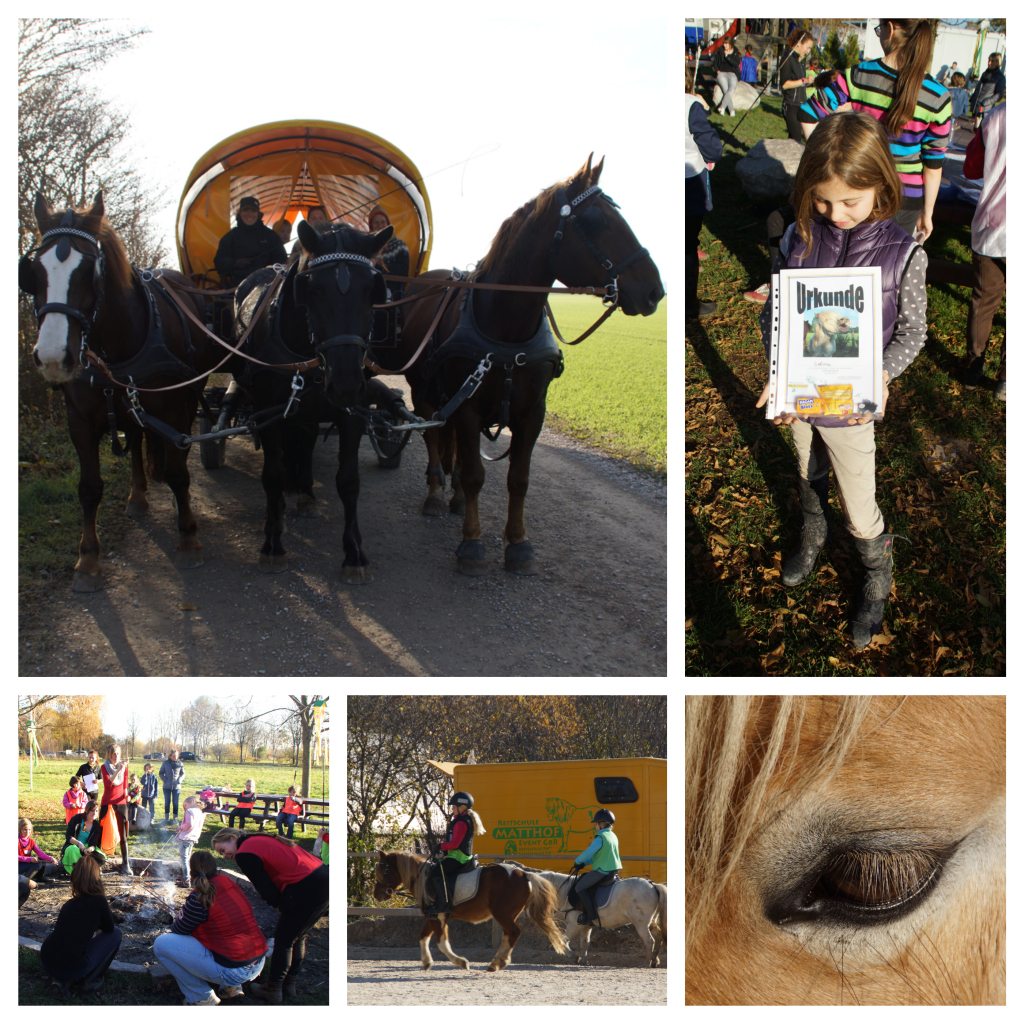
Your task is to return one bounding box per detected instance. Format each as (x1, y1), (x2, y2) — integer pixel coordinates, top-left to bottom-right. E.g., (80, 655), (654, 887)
(799, 60), (951, 203)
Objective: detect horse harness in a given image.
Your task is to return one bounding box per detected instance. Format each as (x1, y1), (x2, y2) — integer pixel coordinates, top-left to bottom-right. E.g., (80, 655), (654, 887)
(387, 185), (649, 455)
(21, 219), (205, 454)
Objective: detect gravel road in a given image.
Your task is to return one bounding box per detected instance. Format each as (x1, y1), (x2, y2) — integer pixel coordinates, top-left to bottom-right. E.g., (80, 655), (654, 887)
(20, 378), (665, 676)
(347, 947), (667, 1005)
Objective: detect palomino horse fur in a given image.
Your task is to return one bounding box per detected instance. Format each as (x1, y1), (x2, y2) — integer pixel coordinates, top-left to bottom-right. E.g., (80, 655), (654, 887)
(505, 861), (667, 967)
(686, 696), (1005, 1005)
(374, 850), (568, 971)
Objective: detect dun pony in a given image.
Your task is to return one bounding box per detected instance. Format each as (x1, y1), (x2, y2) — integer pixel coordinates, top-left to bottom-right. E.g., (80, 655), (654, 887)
(686, 696), (1004, 1005)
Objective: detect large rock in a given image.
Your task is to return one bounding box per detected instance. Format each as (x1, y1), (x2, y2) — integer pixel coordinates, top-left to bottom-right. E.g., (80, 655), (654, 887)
(735, 139), (806, 201)
(711, 80), (763, 111)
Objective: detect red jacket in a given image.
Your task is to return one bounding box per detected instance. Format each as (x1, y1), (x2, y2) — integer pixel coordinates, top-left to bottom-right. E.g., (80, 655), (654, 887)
(191, 873), (267, 965)
(101, 762), (127, 805)
(236, 835), (321, 888)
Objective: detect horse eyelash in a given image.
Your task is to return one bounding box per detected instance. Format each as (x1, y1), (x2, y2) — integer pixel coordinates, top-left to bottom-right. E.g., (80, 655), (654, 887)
(818, 848), (941, 911)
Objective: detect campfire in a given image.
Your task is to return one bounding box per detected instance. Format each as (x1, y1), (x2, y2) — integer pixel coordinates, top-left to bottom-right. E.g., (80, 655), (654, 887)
(108, 891), (175, 926)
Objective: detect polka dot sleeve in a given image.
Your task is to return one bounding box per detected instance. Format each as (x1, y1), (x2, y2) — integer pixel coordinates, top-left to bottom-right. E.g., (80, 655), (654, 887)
(884, 246), (929, 382)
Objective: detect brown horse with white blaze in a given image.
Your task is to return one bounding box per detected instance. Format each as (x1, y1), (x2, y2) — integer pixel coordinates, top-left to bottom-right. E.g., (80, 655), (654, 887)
(374, 850), (568, 971)
(686, 696), (1005, 1005)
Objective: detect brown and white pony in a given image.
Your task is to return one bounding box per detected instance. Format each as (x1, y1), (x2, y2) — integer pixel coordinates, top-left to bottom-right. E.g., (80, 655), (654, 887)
(686, 696), (1005, 1005)
(374, 850), (568, 971)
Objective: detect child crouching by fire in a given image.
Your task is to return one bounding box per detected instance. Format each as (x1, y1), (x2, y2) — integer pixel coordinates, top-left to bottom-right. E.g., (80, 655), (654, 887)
(755, 112), (928, 647)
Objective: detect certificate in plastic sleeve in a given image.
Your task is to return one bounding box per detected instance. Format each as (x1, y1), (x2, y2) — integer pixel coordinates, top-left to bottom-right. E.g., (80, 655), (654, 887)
(765, 266), (884, 423)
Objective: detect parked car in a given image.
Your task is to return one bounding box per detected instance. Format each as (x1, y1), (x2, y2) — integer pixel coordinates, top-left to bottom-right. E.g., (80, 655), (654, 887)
(179, 751), (202, 761)
(141, 752), (166, 760)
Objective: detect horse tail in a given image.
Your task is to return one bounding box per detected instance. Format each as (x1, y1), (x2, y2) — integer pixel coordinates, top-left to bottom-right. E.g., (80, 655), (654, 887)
(654, 882), (668, 946)
(525, 874), (570, 955)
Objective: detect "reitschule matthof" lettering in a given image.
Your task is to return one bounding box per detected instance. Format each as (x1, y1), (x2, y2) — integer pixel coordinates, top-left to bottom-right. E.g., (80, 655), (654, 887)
(795, 282), (865, 315)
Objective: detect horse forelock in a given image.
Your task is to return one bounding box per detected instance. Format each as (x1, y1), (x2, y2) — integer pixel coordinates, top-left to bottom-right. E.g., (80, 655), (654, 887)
(685, 695), (873, 948)
(51, 204), (133, 293)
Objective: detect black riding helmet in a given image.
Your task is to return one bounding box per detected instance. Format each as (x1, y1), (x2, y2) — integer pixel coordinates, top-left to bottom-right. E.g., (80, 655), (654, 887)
(592, 808), (615, 826)
(449, 791), (474, 810)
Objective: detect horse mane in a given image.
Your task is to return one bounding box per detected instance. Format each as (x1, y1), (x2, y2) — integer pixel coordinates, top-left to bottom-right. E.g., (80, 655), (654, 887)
(74, 205), (133, 293)
(475, 169), (582, 279)
(685, 696), (874, 949)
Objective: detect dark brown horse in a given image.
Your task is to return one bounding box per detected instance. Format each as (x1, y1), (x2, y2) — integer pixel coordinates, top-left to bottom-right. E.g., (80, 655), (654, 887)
(374, 849), (568, 971)
(389, 156), (663, 574)
(20, 193), (223, 591)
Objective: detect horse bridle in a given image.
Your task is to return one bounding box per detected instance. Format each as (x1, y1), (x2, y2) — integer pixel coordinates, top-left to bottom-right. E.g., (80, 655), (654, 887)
(296, 249), (382, 369)
(549, 185), (650, 308)
(21, 217), (106, 365)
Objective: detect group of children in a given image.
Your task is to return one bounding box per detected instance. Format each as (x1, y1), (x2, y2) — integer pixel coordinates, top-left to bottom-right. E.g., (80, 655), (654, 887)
(22, 771), (314, 890)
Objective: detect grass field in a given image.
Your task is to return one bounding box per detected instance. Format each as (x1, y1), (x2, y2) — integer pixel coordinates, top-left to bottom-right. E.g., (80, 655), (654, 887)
(546, 293), (667, 475)
(686, 96), (1005, 675)
(18, 756), (329, 859)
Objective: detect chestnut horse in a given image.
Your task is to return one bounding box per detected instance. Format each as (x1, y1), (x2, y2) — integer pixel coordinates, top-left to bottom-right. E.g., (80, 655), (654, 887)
(390, 156), (663, 575)
(686, 696), (1005, 1005)
(374, 850), (568, 971)
(20, 192), (222, 591)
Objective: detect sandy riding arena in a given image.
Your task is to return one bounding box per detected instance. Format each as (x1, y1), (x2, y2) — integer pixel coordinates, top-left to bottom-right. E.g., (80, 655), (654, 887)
(347, 947), (666, 1005)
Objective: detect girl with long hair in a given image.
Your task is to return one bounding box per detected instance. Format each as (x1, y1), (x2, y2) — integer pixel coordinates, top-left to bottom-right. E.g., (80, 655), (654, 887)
(755, 112), (929, 647)
(40, 853), (121, 994)
(211, 827), (328, 1004)
(152, 849), (267, 1005)
(798, 19), (951, 240)
(780, 30), (816, 142)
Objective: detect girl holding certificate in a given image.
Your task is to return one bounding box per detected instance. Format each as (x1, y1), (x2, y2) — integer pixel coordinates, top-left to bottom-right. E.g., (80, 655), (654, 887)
(756, 112), (928, 648)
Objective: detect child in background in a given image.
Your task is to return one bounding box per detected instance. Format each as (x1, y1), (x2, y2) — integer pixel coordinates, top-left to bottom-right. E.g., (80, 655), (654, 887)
(175, 796), (205, 887)
(755, 112), (927, 648)
(313, 827), (330, 865)
(228, 779), (257, 830)
(19, 817), (61, 882)
(140, 763), (158, 821)
(63, 776), (88, 824)
(275, 787), (304, 838)
(127, 773), (143, 825)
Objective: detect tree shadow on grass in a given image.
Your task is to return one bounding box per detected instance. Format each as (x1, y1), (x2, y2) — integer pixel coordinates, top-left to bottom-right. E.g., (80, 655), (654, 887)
(685, 317), (804, 675)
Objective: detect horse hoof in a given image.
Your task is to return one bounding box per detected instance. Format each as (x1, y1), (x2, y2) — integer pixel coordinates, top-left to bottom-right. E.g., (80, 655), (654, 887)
(125, 500), (148, 519)
(71, 571), (103, 594)
(258, 554), (288, 573)
(342, 564), (370, 585)
(293, 494), (317, 518)
(422, 495), (447, 517)
(175, 549), (204, 570)
(486, 964), (499, 973)
(449, 496), (466, 516)
(504, 541), (536, 575)
(456, 539), (487, 575)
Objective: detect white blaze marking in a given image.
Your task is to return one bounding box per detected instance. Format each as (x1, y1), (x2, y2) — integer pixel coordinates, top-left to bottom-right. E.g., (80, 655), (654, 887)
(34, 247), (85, 380)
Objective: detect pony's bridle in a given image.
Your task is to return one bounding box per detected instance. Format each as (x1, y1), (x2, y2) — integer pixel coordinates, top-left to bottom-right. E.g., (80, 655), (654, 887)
(21, 217), (106, 365)
(549, 185), (650, 308)
(297, 249), (380, 368)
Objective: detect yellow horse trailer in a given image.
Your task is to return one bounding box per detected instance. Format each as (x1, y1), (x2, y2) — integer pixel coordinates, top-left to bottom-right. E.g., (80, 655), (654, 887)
(429, 757), (666, 882)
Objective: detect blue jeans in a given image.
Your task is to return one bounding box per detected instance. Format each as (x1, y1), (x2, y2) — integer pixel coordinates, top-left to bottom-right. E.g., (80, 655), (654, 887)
(276, 812), (298, 837)
(153, 933), (264, 1004)
(164, 788), (180, 818)
(179, 840), (195, 883)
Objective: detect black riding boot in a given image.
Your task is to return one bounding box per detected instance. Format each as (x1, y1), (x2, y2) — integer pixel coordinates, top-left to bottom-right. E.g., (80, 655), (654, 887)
(851, 533), (895, 648)
(782, 476), (830, 586)
(577, 889), (597, 926)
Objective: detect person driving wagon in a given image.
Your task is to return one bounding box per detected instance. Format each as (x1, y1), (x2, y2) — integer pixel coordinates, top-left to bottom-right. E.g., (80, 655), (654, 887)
(572, 808), (622, 925)
(428, 791), (486, 917)
(214, 196), (287, 287)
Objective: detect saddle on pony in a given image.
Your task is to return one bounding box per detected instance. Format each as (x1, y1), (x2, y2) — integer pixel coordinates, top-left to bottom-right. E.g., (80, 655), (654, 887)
(422, 857), (480, 916)
(569, 871), (620, 926)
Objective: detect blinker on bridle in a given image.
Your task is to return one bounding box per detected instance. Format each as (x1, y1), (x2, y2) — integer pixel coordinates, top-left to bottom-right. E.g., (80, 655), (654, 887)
(550, 185), (649, 307)
(22, 213), (107, 365)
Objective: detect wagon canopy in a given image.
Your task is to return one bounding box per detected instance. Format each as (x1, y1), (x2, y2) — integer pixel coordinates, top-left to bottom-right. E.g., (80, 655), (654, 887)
(176, 119), (432, 282)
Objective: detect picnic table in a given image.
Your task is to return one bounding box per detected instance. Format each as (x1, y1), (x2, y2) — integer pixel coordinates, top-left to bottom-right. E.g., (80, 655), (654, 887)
(196, 788), (329, 834)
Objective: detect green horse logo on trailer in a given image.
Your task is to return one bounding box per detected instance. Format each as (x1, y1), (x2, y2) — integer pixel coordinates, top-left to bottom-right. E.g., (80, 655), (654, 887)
(491, 797), (600, 856)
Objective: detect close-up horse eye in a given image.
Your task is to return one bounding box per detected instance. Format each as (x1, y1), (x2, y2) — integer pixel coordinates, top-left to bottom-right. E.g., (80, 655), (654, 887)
(767, 843), (956, 928)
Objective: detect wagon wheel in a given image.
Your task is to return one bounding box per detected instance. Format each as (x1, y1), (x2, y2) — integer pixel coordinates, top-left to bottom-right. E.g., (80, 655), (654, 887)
(197, 411), (226, 470)
(365, 408), (410, 469)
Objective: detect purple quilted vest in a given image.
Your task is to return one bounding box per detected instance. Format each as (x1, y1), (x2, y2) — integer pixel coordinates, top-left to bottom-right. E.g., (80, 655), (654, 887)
(785, 216), (917, 347)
